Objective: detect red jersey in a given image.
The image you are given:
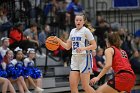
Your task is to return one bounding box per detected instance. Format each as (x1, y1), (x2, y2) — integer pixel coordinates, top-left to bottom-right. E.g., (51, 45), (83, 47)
(111, 46), (134, 74)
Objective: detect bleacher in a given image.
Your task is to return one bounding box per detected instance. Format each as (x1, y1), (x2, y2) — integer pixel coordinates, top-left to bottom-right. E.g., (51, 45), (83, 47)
(34, 48), (82, 93)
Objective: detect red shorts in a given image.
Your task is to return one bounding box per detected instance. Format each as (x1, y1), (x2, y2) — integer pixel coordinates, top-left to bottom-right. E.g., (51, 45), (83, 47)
(107, 70), (136, 93)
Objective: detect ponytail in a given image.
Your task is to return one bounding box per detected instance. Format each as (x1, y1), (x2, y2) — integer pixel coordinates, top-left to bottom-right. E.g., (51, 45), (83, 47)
(83, 13), (95, 32)
(84, 20), (95, 32)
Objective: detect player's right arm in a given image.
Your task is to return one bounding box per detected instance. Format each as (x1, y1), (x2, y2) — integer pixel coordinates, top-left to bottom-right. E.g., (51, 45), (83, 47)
(55, 37), (72, 50)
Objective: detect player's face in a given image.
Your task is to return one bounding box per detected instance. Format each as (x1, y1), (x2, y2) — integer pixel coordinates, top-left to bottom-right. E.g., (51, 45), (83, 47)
(75, 15), (84, 30)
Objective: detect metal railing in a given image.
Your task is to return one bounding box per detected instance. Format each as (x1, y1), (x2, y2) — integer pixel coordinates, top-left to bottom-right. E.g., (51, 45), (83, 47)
(120, 13), (134, 33)
(95, 1), (135, 33)
(96, 1), (108, 20)
(133, 19), (140, 34)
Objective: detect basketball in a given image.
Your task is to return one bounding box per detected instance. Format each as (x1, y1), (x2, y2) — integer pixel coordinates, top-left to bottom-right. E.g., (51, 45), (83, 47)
(45, 36), (60, 51)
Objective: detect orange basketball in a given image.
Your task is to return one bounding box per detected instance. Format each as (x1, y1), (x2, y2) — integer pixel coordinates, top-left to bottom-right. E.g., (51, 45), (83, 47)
(45, 36), (60, 51)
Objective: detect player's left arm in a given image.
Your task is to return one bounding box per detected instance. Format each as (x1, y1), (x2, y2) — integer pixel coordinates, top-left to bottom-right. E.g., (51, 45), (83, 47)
(76, 39), (96, 53)
(83, 29), (97, 51)
(85, 39), (97, 51)
(76, 29), (97, 53)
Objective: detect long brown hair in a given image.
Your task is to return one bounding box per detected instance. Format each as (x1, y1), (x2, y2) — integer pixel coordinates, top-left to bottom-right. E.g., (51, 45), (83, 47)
(107, 32), (121, 48)
(84, 19), (95, 32)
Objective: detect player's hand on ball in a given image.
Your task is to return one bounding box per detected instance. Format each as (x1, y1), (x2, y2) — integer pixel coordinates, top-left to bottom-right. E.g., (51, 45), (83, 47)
(53, 36), (59, 42)
(45, 36), (60, 51)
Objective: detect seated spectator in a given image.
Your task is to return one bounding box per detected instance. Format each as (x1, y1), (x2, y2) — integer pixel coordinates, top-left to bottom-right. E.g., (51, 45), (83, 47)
(0, 37), (10, 58)
(94, 15), (109, 49)
(110, 22), (121, 32)
(0, 50), (16, 93)
(66, 0), (83, 27)
(1, 49), (31, 93)
(57, 1), (67, 31)
(0, 8), (8, 26)
(134, 29), (140, 38)
(130, 51), (140, 74)
(121, 33), (133, 58)
(95, 48), (106, 85)
(24, 22), (46, 58)
(43, 0), (59, 25)
(53, 31), (71, 67)
(24, 48), (44, 92)
(38, 24), (52, 48)
(131, 36), (140, 54)
(91, 50), (101, 89)
(8, 22), (35, 53)
(0, 7), (12, 36)
(92, 50), (98, 74)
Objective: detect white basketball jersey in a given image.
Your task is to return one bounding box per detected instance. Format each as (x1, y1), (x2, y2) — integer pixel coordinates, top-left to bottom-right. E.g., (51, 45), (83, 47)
(68, 26), (95, 54)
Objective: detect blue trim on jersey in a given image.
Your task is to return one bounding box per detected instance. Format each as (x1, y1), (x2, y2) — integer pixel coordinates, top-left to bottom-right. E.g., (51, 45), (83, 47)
(85, 39), (88, 53)
(85, 39), (86, 48)
(82, 54), (88, 73)
(90, 53), (92, 68)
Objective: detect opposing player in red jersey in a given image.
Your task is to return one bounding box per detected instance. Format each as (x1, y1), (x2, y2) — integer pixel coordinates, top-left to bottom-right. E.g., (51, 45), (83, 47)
(90, 32), (136, 93)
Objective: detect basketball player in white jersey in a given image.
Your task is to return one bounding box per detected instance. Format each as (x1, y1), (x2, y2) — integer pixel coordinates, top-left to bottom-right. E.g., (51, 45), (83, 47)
(55, 13), (97, 93)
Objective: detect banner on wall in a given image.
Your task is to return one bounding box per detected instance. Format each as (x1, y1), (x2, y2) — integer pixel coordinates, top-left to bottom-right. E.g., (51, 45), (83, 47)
(113, 0), (139, 8)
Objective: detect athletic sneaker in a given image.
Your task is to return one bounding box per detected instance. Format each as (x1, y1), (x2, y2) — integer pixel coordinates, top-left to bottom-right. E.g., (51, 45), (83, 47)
(35, 87), (44, 92)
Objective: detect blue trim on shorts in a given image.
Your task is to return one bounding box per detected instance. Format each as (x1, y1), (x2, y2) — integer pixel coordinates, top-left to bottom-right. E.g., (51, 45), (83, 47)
(82, 54), (88, 73)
